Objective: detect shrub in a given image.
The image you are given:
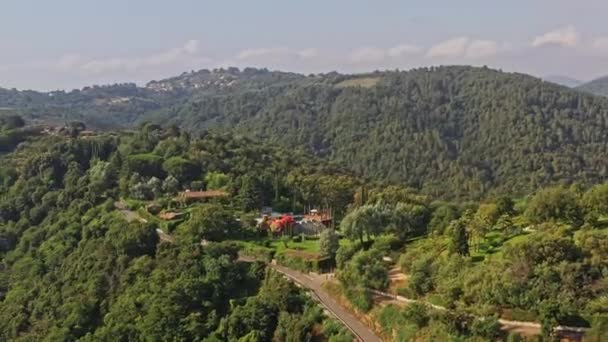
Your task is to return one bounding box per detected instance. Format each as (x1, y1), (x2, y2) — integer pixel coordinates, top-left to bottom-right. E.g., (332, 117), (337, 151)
(344, 287), (373, 312)
(395, 324), (419, 342)
(240, 243), (275, 262)
(408, 256), (435, 296)
(377, 305), (404, 333)
(471, 316), (502, 340)
(402, 302), (430, 328)
(275, 251), (331, 273)
(335, 241), (362, 269)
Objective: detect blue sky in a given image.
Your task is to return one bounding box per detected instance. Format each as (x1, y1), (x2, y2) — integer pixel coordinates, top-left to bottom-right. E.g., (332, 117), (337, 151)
(2, 0), (608, 90)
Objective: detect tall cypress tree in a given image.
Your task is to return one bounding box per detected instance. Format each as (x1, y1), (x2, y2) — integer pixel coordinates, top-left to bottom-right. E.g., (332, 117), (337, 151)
(449, 219), (470, 256)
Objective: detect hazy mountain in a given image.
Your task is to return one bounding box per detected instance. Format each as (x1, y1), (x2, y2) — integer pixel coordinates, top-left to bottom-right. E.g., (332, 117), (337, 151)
(543, 75), (582, 88)
(577, 75), (608, 97)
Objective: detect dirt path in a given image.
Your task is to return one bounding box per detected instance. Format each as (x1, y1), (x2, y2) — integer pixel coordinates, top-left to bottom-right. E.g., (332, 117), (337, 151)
(370, 289), (587, 339)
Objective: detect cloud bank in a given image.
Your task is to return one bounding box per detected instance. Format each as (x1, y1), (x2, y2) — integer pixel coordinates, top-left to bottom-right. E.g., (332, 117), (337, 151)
(55, 40), (208, 74)
(5, 25), (608, 90)
(532, 26), (579, 48)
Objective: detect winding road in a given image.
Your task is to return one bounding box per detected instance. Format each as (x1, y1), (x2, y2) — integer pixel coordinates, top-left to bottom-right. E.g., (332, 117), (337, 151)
(271, 264), (382, 342)
(115, 204), (586, 341)
(114, 203), (380, 340)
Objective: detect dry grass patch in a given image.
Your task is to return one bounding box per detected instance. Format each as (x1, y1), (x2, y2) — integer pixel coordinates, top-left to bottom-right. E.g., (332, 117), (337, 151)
(335, 77), (381, 89)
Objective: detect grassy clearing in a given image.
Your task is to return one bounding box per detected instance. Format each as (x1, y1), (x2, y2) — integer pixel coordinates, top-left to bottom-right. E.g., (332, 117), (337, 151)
(270, 239), (321, 253)
(335, 77), (381, 89)
(238, 238), (320, 254)
(239, 236), (352, 255)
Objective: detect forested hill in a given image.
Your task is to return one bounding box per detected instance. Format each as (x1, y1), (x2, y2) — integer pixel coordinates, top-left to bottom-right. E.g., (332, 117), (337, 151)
(153, 66), (608, 199)
(5, 66), (608, 198)
(578, 75), (608, 97)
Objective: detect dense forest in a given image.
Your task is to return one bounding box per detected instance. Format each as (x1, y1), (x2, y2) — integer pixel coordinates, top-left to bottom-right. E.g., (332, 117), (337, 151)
(1, 117), (607, 341)
(0, 121), (357, 341)
(4, 66), (608, 199)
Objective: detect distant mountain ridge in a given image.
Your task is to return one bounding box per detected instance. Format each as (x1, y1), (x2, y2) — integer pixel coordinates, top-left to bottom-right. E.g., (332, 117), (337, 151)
(577, 75), (608, 97)
(543, 75), (582, 88)
(4, 66), (608, 198)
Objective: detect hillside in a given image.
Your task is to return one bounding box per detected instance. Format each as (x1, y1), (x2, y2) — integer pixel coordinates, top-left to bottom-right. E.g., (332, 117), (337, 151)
(0, 123), (361, 341)
(5, 66), (608, 199)
(0, 122), (606, 341)
(578, 75), (608, 97)
(543, 75), (582, 88)
(153, 66), (608, 199)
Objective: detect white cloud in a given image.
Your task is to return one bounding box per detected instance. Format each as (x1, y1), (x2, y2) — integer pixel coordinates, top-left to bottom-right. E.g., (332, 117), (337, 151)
(532, 26), (578, 48)
(465, 40), (499, 59)
(236, 47), (289, 60)
(235, 47), (321, 64)
(387, 44), (422, 57)
(349, 47), (386, 64)
(56, 54), (83, 71)
(350, 43), (422, 64)
(55, 40), (206, 74)
(297, 48), (318, 59)
(427, 37), (469, 58)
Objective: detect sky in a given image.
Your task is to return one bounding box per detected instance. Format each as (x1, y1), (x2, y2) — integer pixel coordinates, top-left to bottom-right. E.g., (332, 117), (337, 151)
(2, 0), (608, 90)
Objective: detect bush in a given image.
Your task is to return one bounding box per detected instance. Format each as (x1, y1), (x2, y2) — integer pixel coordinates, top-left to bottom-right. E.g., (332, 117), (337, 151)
(395, 324), (419, 342)
(408, 256), (435, 296)
(275, 251), (331, 273)
(402, 302), (430, 328)
(377, 305), (404, 333)
(344, 287), (373, 312)
(471, 316), (502, 340)
(190, 180), (204, 191)
(335, 242), (362, 269)
(323, 319), (350, 338)
(370, 234), (401, 254)
(240, 243), (275, 262)
(396, 286), (417, 299)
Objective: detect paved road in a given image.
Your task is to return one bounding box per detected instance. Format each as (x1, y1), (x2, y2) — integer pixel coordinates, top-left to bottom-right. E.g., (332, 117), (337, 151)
(271, 264), (383, 342)
(112, 206), (379, 340)
(112, 203), (585, 341)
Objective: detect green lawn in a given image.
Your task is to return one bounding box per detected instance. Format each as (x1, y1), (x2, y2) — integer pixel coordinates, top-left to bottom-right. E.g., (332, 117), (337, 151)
(269, 239), (320, 253)
(238, 236), (351, 255)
